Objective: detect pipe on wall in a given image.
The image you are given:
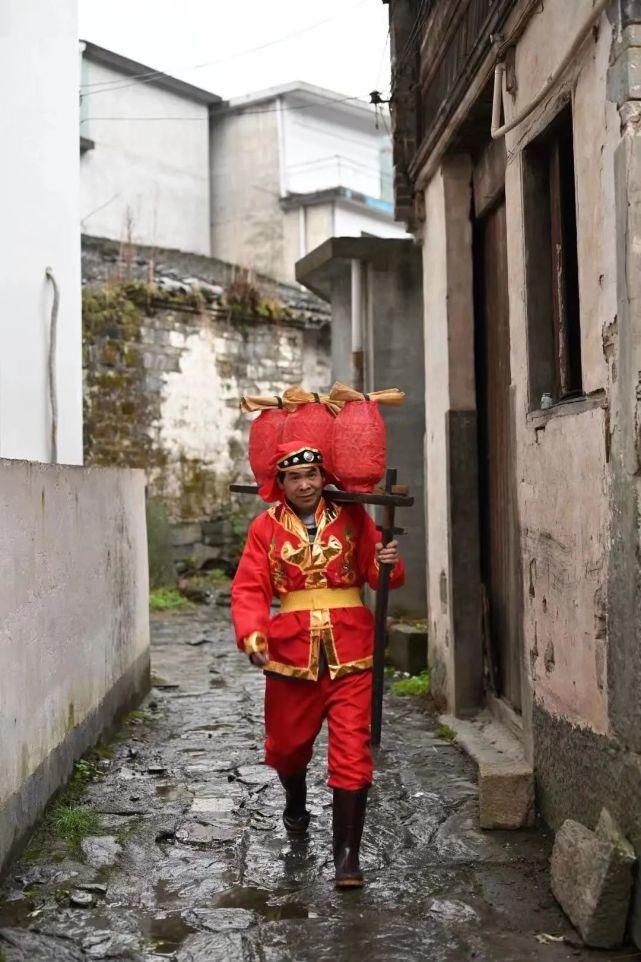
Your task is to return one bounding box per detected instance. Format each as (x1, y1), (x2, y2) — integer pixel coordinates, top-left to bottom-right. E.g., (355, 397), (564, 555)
(350, 258), (364, 391)
(491, 0), (612, 140)
(45, 266), (59, 464)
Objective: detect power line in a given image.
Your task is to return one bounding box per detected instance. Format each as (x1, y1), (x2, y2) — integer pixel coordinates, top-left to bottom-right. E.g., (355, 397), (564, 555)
(80, 0), (369, 99)
(83, 93), (368, 123)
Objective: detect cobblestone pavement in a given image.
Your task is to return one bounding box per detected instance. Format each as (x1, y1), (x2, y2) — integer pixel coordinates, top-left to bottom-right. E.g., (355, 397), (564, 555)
(1, 608), (639, 961)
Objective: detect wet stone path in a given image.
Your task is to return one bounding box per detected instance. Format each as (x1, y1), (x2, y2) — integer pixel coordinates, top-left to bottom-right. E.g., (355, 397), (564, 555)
(0, 608), (635, 961)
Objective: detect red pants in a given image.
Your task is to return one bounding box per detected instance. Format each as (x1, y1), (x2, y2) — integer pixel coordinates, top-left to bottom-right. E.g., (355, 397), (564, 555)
(264, 669), (373, 790)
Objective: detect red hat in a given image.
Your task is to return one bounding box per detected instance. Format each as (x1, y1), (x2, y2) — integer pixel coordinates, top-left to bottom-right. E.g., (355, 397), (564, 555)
(258, 443), (324, 502)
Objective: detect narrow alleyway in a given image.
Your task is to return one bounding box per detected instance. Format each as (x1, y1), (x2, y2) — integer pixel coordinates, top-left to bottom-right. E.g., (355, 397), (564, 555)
(1, 608), (638, 962)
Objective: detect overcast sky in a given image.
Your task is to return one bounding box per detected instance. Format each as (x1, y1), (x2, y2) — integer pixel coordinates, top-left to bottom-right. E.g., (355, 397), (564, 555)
(78, 0), (391, 102)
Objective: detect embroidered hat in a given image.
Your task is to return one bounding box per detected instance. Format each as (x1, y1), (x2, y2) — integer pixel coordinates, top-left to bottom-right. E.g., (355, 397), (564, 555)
(277, 446), (323, 471)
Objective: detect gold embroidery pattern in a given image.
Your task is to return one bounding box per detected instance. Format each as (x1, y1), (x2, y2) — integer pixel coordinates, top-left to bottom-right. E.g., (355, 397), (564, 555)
(340, 526), (357, 586)
(268, 537), (287, 595)
(281, 535), (342, 588)
(269, 499), (344, 589)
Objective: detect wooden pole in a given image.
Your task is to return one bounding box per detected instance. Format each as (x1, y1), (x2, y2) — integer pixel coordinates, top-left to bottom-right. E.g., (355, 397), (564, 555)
(370, 468), (397, 747)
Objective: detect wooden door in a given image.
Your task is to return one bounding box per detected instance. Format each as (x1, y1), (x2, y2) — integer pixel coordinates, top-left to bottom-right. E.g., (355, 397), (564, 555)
(475, 199), (522, 711)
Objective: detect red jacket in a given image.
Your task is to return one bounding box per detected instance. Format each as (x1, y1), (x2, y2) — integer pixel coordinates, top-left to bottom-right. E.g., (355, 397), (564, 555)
(231, 498), (405, 681)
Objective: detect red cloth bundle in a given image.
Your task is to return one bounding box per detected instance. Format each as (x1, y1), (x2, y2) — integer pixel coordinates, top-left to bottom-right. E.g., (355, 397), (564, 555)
(248, 408), (288, 485)
(281, 401), (336, 473)
(331, 400), (386, 492)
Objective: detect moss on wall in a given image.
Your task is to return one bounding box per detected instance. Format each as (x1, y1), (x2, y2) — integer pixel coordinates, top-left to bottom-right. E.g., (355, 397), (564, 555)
(83, 284), (162, 470)
(146, 499), (175, 589)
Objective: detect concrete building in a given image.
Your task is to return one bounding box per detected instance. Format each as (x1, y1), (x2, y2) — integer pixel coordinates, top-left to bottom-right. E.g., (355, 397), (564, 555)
(296, 237), (426, 618)
(210, 83), (408, 283)
(80, 42), (220, 255)
(0, 4), (148, 873)
(384, 0), (641, 936)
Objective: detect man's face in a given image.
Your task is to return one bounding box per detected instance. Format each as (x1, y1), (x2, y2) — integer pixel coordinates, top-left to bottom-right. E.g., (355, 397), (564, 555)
(279, 466), (323, 514)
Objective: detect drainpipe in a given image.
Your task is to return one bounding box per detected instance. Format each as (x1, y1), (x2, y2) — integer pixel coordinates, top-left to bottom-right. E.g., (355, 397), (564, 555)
(298, 205), (306, 260)
(365, 262), (375, 393)
(351, 259), (364, 392)
(275, 96), (287, 197)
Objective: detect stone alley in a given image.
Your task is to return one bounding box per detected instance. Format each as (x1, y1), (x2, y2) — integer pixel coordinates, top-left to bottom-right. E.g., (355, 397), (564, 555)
(1, 606), (638, 962)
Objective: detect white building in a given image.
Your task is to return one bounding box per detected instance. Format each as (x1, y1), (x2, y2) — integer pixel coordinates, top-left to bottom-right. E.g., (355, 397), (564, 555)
(210, 82), (407, 283)
(2, 1), (83, 464)
(0, 4), (148, 874)
(80, 42), (220, 255)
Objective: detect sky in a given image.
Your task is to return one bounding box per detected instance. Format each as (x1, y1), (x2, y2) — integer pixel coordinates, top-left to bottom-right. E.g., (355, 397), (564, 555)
(78, 0), (391, 102)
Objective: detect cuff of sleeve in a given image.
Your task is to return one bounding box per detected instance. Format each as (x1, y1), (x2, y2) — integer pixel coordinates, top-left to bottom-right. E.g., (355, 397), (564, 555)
(242, 631), (268, 656)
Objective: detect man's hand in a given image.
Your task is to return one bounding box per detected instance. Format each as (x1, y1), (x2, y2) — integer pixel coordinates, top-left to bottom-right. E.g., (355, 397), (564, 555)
(376, 539), (400, 567)
(249, 651), (269, 668)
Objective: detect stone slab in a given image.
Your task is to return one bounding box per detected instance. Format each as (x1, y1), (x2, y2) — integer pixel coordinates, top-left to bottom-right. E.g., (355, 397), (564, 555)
(440, 711), (535, 830)
(170, 523), (203, 547)
(551, 814), (636, 949)
(387, 624), (428, 675)
(479, 761), (535, 830)
(0, 928), (86, 962)
(80, 836), (123, 869)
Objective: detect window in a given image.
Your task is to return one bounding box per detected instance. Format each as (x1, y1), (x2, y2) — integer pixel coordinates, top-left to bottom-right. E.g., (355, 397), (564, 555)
(523, 105), (582, 410)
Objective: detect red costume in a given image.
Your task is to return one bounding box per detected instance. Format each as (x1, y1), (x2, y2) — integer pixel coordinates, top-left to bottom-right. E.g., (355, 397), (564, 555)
(231, 462), (405, 790)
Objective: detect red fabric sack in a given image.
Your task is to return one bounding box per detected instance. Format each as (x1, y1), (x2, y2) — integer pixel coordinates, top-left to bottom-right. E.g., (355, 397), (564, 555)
(281, 402), (336, 473)
(332, 400), (386, 492)
(248, 408), (288, 485)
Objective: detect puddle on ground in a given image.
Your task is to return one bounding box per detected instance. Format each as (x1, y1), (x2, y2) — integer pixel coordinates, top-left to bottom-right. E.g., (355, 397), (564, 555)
(144, 913), (196, 955)
(215, 886), (309, 922)
(153, 879), (182, 909)
(0, 895), (35, 928)
(155, 783), (180, 800)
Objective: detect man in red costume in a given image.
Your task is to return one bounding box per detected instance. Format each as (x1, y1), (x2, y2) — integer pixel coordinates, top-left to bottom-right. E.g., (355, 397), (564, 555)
(231, 442), (404, 889)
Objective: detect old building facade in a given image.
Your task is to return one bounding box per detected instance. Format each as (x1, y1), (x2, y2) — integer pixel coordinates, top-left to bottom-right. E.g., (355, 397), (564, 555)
(385, 0), (641, 934)
(210, 83), (407, 283)
(80, 42), (219, 255)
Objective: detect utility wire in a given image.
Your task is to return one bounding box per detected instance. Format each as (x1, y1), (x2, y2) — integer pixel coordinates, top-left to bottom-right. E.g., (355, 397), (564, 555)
(83, 93), (369, 122)
(80, 0), (369, 98)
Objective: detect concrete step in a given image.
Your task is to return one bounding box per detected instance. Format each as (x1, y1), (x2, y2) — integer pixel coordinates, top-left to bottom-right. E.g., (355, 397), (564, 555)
(439, 710), (535, 830)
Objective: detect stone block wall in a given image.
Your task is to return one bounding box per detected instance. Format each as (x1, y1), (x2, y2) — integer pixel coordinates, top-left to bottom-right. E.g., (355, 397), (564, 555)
(82, 236), (331, 574)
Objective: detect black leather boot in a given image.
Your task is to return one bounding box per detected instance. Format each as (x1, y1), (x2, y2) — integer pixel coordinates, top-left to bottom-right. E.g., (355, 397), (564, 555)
(332, 786), (368, 889)
(278, 770), (310, 834)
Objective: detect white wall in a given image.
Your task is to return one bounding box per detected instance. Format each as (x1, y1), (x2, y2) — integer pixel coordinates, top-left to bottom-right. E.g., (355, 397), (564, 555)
(210, 109), (284, 278)
(80, 58), (210, 255)
(282, 97), (390, 199)
(333, 203), (408, 239)
(0, 0), (83, 464)
(0, 460), (149, 870)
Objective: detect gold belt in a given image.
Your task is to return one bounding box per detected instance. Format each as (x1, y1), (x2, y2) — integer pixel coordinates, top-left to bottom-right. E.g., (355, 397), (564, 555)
(280, 587), (363, 613)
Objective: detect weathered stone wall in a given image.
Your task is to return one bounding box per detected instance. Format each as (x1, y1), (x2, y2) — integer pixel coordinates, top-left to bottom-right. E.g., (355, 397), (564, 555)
(82, 236), (331, 573)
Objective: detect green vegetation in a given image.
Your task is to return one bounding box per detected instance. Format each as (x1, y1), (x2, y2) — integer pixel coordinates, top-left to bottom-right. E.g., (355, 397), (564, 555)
(49, 804), (102, 848)
(390, 670), (431, 697)
(146, 499), (175, 589)
(435, 723), (456, 742)
(149, 587), (191, 611)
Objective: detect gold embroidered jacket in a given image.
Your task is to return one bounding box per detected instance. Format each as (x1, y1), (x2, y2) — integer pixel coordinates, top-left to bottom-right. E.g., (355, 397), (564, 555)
(231, 498), (405, 681)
